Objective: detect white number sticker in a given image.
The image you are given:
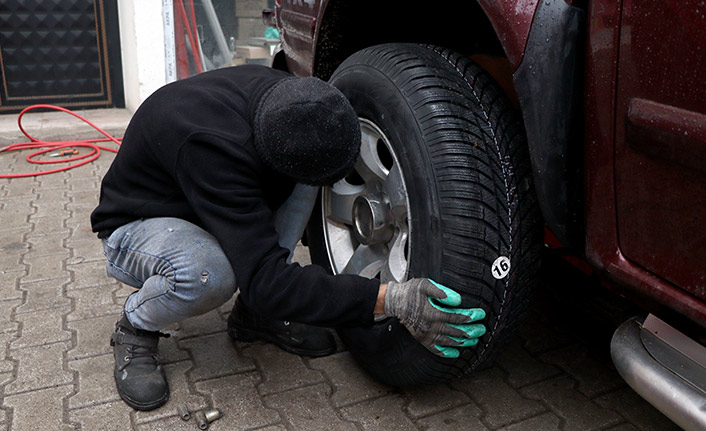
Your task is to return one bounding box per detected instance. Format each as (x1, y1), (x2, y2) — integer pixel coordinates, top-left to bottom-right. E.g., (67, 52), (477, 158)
(491, 256), (511, 280)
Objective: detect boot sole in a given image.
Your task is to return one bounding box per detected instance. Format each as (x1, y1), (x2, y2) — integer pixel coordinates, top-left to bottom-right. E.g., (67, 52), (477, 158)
(115, 381), (169, 411)
(227, 324), (336, 358)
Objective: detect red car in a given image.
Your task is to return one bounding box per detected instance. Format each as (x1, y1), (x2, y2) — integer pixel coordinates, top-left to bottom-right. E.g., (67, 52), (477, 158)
(263, 1), (706, 429)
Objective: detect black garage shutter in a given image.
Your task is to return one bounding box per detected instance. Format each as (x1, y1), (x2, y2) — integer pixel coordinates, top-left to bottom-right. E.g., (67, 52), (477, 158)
(0, 0), (123, 113)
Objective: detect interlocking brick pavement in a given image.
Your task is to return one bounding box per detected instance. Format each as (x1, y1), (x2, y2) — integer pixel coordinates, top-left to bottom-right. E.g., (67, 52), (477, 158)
(0, 110), (684, 430)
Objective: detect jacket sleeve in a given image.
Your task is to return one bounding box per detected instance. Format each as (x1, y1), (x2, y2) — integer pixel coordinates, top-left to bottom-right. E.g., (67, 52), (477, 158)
(174, 134), (379, 327)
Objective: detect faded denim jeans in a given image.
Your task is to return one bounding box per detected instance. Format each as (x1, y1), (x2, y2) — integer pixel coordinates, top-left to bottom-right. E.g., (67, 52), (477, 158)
(102, 184), (319, 331)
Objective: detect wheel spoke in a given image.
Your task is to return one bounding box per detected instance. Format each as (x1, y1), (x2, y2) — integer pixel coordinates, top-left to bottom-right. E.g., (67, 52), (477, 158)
(356, 126), (388, 183)
(380, 227), (408, 283)
(342, 244), (385, 278)
(384, 163), (408, 221)
(326, 182), (363, 225)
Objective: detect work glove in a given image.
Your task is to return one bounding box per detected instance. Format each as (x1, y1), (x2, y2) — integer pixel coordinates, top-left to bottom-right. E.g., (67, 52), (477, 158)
(384, 278), (486, 358)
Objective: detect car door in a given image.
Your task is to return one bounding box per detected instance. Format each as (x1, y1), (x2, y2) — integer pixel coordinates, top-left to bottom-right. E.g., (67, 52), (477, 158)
(614, 0), (706, 300)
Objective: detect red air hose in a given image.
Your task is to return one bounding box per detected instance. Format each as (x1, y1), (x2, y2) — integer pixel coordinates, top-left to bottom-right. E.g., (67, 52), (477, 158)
(0, 104), (122, 179)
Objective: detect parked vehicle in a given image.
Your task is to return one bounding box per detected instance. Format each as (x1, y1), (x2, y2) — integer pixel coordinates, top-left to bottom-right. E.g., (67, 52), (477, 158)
(263, 1), (706, 429)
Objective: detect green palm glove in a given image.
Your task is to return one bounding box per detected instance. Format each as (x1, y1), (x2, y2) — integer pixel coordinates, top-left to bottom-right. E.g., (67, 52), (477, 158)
(384, 278), (486, 358)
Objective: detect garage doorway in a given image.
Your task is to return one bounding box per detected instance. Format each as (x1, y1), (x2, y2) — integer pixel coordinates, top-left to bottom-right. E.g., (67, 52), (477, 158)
(0, 0), (124, 113)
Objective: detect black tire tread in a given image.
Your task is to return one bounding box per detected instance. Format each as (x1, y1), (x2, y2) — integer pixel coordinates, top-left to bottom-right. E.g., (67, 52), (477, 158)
(318, 43), (543, 386)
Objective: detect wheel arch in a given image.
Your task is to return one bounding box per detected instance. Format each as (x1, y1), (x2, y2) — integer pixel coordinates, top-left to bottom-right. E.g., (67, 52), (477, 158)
(300, 0), (587, 248)
(512, 0), (587, 249)
(311, 1), (505, 79)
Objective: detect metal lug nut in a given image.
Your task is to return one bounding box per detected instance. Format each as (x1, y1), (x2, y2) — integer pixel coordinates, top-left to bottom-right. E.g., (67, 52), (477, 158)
(204, 408), (222, 423)
(194, 411), (208, 430)
(177, 403), (191, 421)
(194, 408), (222, 430)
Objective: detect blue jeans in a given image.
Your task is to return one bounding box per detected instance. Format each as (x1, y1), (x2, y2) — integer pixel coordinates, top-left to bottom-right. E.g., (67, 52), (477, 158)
(102, 184), (319, 331)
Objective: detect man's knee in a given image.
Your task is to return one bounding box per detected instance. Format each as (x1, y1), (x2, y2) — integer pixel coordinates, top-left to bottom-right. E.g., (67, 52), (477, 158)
(196, 264), (237, 304)
(178, 251), (236, 312)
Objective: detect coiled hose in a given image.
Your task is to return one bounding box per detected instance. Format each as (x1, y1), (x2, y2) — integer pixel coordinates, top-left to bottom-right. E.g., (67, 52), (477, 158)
(0, 104), (122, 179)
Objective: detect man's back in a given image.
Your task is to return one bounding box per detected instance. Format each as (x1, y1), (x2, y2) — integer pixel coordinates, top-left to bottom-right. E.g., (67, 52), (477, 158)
(91, 65), (292, 238)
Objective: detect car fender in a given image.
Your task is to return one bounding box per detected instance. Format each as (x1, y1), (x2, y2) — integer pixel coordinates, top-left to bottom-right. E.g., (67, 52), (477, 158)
(475, 0), (538, 69)
(478, 0), (587, 247)
(512, 0), (586, 248)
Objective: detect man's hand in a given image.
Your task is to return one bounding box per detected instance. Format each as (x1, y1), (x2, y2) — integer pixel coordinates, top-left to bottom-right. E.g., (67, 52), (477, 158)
(382, 278), (486, 358)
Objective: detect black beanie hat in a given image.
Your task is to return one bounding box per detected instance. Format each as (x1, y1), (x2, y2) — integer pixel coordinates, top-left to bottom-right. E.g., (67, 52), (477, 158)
(253, 77), (361, 186)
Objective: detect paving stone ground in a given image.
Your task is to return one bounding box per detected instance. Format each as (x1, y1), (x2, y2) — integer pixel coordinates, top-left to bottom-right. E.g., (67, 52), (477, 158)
(0, 110), (683, 430)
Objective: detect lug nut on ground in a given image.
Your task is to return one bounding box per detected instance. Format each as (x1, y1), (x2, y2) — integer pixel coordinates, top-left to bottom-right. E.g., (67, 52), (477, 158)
(194, 408), (222, 429)
(177, 403), (191, 421)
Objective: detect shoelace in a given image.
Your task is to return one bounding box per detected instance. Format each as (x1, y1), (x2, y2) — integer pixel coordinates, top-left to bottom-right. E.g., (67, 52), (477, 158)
(118, 332), (170, 372)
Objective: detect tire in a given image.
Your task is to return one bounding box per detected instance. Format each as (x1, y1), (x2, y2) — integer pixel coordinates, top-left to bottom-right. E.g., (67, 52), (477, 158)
(307, 43), (543, 386)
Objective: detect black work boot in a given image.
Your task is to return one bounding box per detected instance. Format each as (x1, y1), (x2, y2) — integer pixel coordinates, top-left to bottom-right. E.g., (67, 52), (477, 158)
(110, 313), (170, 411)
(227, 297), (336, 357)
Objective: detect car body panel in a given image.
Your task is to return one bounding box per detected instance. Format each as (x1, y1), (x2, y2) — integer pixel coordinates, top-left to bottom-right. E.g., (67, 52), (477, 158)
(275, 0), (319, 76)
(584, 0), (706, 327)
(614, 0), (706, 301)
(583, 0), (622, 280)
(476, 0), (539, 68)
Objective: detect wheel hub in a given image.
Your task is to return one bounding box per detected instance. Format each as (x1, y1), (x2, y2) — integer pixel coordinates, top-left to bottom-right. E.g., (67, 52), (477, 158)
(320, 119), (410, 282)
(352, 194), (393, 245)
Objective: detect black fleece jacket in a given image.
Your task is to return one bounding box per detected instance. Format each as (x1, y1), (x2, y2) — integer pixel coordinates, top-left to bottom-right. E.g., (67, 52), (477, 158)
(91, 65), (379, 328)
